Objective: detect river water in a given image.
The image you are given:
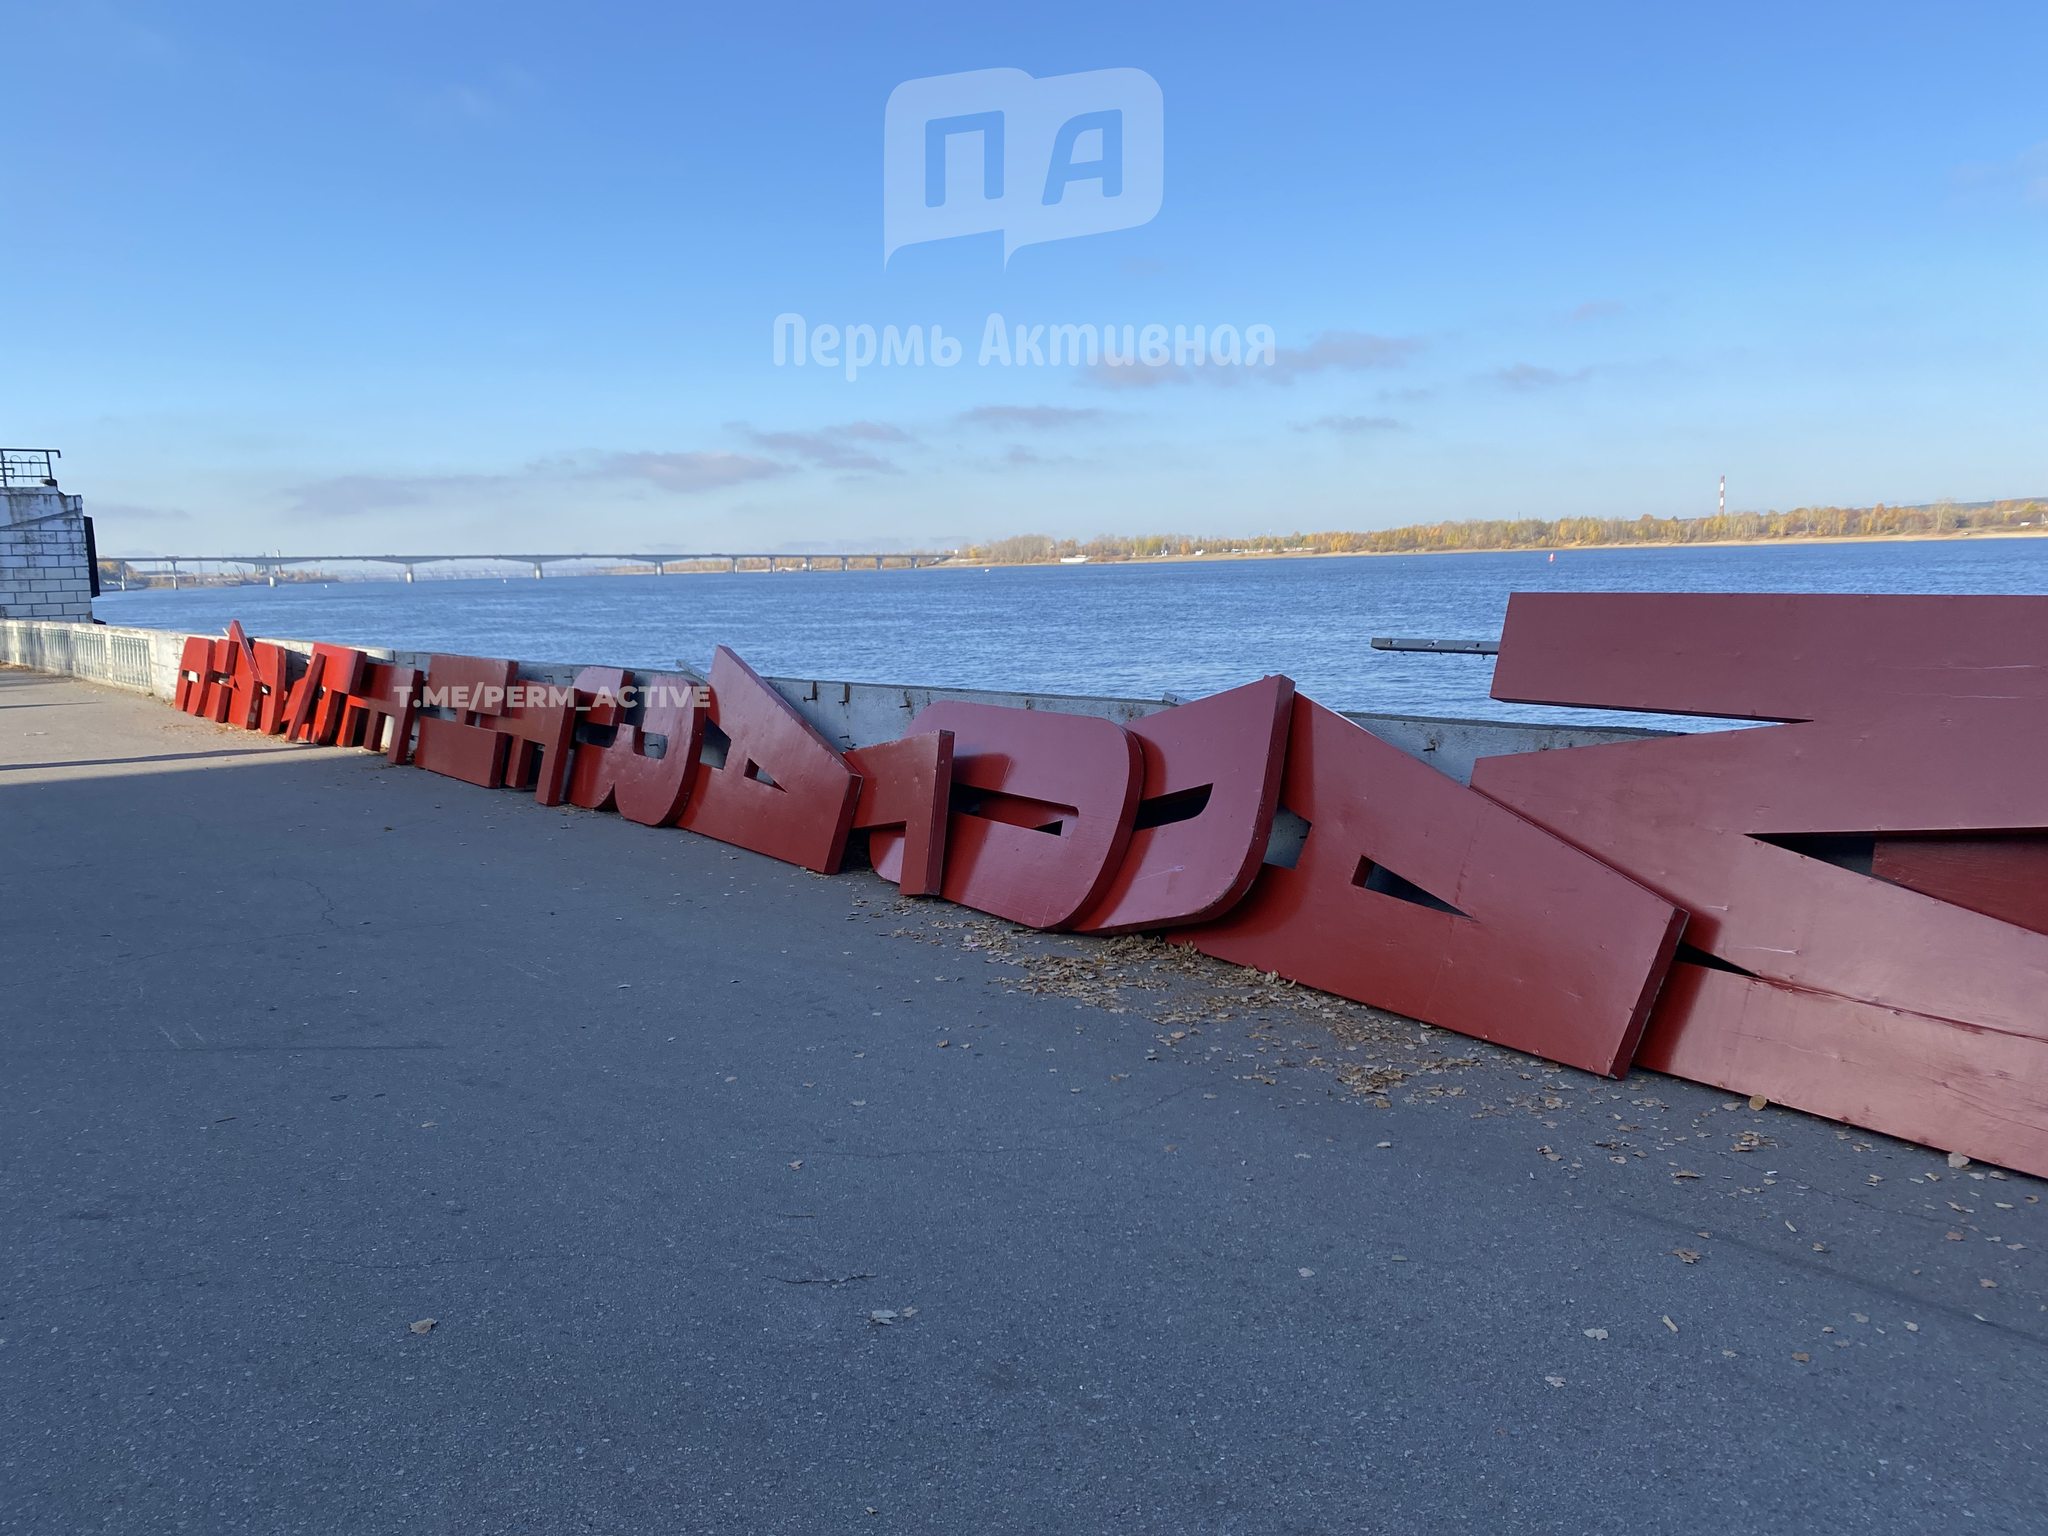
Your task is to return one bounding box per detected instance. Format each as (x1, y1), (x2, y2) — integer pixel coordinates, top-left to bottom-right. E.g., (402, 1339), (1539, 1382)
(94, 538), (2048, 732)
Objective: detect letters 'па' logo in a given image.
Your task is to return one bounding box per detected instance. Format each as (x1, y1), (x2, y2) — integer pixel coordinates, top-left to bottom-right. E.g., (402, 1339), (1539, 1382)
(883, 67), (1163, 265)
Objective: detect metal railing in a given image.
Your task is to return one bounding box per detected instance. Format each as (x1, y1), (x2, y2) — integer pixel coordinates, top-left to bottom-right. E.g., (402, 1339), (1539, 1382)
(0, 619), (155, 692)
(0, 449), (60, 489)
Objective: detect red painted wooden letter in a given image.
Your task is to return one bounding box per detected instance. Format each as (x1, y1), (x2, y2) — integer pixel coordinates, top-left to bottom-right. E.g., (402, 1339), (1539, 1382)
(888, 701), (1142, 930)
(675, 647), (861, 874)
(476, 680), (578, 807)
(412, 655), (517, 787)
(219, 622), (266, 730)
(173, 635), (214, 715)
(1474, 592), (2048, 1173)
(1177, 697), (1687, 1078)
(847, 731), (955, 896)
(300, 645), (368, 744)
(565, 669), (706, 827)
(1072, 675), (1295, 934)
(332, 662), (420, 764)
(253, 642), (295, 735)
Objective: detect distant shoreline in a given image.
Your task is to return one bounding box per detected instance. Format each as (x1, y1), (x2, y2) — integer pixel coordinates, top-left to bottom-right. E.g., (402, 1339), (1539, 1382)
(950, 526), (2048, 570)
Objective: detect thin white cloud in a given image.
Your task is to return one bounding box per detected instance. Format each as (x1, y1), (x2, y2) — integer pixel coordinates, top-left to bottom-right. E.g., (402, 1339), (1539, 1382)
(957, 405), (1106, 429)
(1267, 330), (1422, 384)
(602, 452), (785, 492)
(1296, 415), (1403, 434)
(1494, 363), (1594, 391)
(730, 421), (912, 474)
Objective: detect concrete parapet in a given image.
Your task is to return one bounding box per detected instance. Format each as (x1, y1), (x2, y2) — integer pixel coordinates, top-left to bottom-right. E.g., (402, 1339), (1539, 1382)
(0, 618), (1674, 781)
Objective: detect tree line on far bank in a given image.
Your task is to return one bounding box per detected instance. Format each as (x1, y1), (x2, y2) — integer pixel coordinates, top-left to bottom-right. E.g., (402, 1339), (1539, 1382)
(962, 498), (2047, 565)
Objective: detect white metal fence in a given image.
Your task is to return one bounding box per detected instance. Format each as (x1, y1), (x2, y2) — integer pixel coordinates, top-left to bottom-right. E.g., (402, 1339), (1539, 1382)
(0, 619), (161, 693)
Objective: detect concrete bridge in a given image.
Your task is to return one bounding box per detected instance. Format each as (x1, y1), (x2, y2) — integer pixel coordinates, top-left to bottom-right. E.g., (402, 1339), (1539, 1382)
(109, 550), (961, 585)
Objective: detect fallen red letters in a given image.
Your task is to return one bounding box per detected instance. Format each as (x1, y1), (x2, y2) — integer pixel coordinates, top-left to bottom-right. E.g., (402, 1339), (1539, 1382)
(882, 701), (1142, 930)
(676, 647), (861, 874)
(1475, 592), (2048, 1174)
(1073, 675), (1294, 934)
(1177, 696), (1687, 1078)
(846, 731), (955, 897)
(565, 668), (706, 826)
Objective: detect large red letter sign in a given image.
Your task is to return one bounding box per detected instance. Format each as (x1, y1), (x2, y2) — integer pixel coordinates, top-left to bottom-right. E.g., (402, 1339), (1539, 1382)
(1072, 676), (1294, 934)
(676, 647), (861, 874)
(1177, 696), (1688, 1078)
(566, 669), (706, 827)
(847, 731), (955, 897)
(413, 655), (518, 786)
(1474, 593), (2048, 1173)
(889, 701), (1142, 930)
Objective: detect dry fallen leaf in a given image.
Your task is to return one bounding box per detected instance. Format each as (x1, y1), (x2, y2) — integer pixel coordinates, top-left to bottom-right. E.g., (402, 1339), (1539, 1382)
(1673, 1249), (1700, 1264)
(1545, 1376), (1567, 1387)
(788, 1161), (802, 1170)
(1812, 1243), (1828, 1253)
(1748, 1094), (1768, 1111)
(409, 1319), (436, 1335)
(1662, 1315), (1679, 1333)
(1583, 1328), (1608, 1340)
(1298, 1268), (1316, 1278)
(1791, 1351), (1810, 1363)
(1946, 1231), (1964, 1241)
(1673, 1170), (1701, 1181)
(1979, 1278), (1999, 1289)
(1905, 1322), (1920, 1332)
(1948, 1152), (1971, 1169)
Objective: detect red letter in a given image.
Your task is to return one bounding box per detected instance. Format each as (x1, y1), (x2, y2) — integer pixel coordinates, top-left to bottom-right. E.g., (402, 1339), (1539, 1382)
(1178, 696), (1686, 1078)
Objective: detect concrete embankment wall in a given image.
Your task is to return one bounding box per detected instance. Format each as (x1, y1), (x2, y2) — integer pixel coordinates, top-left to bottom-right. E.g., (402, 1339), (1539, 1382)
(0, 617), (1672, 783)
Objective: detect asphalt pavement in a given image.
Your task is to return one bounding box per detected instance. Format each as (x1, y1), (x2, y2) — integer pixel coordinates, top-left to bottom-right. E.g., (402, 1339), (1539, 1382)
(2, 665), (2042, 1535)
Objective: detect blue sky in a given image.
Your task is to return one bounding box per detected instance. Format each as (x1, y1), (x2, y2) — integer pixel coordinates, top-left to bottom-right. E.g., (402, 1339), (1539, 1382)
(9, 1), (2045, 556)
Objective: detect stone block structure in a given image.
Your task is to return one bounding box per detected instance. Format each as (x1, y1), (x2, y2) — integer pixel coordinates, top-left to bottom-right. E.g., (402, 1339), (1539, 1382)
(1, 459), (95, 622)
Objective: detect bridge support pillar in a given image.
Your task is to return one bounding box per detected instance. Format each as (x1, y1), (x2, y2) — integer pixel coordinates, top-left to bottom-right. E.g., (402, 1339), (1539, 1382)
(729, 557), (739, 573)
(533, 563), (544, 579)
(405, 564), (415, 583)
(839, 556), (849, 571)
